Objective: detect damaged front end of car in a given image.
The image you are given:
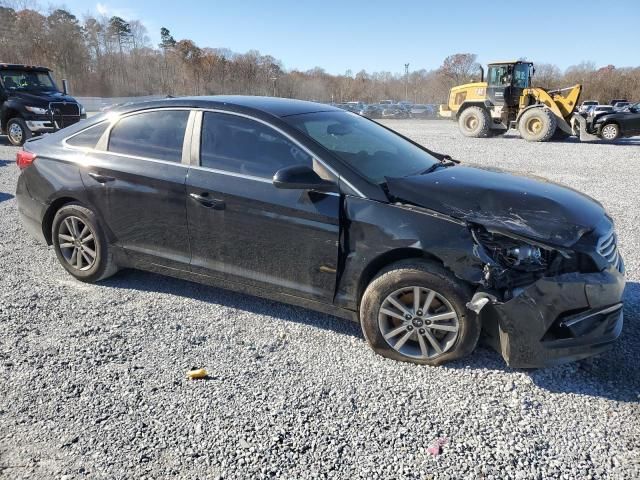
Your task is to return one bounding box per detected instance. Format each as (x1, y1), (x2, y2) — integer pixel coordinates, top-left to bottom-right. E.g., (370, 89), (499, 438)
(383, 166), (626, 368)
(467, 219), (625, 368)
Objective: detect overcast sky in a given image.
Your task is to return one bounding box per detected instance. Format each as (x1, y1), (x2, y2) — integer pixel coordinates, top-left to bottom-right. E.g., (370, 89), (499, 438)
(60, 0), (640, 74)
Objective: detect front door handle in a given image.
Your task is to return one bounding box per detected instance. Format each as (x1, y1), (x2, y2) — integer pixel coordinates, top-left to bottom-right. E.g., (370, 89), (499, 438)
(189, 192), (225, 210)
(88, 172), (115, 183)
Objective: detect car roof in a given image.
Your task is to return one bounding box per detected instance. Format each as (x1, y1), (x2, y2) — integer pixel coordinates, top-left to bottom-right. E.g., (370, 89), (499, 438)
(111, 95), (342, 118)
(0, 63), (51, 72)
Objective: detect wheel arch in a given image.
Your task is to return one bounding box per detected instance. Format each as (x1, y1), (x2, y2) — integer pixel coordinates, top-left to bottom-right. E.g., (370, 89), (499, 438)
(515, 103), (546, 124)
(356, 248), (448, 310)
(1, 108), (22, 131)
(455, 101), (488, 120)
(42, 196), (85, 245)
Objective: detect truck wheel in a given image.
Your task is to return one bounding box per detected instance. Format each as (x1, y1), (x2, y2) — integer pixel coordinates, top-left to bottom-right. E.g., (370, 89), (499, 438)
(360, 260), (480, 366)
(7, 118), (32, 146)
(600, 123), (620, 141)
(518, 108), (557, 142)
(458, 107), (490, 138)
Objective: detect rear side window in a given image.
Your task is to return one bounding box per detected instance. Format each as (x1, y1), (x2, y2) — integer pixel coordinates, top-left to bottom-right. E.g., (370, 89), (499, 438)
(108, 110), (189, 162)
(200, 112), (311, 178)
(66, 122), (109, 149)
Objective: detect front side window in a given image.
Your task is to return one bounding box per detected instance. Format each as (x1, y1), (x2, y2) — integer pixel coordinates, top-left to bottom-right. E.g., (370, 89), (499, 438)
(0, 69), (57, 92)
(66, 122), (109, 149)
(108, 110), (189, 162)
(284, 111), (439, 184)
(488, 65), (510, 86)
(513, 64), (530, 88)
(200, 112), (311, 178)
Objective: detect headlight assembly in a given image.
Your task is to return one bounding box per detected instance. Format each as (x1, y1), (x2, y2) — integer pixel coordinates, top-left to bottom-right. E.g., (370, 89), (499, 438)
(25, 106), (49, 115)
(471, 227), (552, 272)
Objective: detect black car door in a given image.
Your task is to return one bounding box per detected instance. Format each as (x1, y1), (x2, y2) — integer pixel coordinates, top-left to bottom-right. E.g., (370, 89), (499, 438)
(79, 109), (193, 270)
(185, 111), (341, 302)
(629, 105), (640, 133)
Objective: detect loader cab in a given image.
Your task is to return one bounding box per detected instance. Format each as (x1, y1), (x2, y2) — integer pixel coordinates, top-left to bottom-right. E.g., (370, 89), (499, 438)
(486, 61), (533, 107)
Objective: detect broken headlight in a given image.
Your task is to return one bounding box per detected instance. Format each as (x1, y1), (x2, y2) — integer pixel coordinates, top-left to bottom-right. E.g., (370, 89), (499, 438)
(472, 228), (551, 272)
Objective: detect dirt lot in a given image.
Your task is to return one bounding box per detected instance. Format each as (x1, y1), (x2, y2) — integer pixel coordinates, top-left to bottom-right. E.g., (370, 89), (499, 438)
(0, 120), (638, 479)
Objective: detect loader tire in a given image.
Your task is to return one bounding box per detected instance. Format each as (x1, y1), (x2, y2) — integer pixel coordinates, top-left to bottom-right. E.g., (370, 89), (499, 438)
(458, 107), (490, 138)
(518, 108), (557, 142)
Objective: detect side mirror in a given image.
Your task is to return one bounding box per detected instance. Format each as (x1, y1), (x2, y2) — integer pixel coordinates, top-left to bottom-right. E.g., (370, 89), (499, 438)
(62, 79), (69, 95)
(273, 165), (337, 192)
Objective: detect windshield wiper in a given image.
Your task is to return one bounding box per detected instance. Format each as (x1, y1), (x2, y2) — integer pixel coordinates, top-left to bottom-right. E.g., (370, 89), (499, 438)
(416, 156), (459, 176)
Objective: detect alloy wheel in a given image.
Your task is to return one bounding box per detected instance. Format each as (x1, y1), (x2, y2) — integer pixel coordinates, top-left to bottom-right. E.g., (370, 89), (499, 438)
(378, 286), (460, 360)
(601, 124), (618, 140)
(57, 216), (97, 271)
(8, 123), (23, 144)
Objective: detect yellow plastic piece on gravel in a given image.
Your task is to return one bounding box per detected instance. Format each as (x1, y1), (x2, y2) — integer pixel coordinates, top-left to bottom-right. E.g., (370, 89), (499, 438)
(186, 368), (208, 380)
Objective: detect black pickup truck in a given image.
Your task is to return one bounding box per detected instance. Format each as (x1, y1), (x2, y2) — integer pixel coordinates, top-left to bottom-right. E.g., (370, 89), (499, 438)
(0, 64), (85, 146)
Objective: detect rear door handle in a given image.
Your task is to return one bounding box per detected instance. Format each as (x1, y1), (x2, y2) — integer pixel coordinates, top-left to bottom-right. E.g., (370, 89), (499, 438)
(189, 192), (225, 210)
(88, 172), (115, 183)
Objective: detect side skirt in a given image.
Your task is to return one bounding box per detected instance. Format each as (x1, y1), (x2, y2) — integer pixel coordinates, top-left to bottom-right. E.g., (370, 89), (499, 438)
(117, 251), (358, 323)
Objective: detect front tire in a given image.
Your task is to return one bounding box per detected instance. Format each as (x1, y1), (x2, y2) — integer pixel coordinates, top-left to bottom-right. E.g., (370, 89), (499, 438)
(6, 118), (31, 146)
(518, 108), (557, 142)
(458, 106), (491, 138)
(360, 261), (480, 366)
(600, 123), (620, 141)
(52, 204), (118, 283)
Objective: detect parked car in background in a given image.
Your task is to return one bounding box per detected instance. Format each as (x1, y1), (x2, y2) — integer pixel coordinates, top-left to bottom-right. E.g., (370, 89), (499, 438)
(379, 100), (394, 105)
(592, 101), (640, 141)
(612, 101), (631, 111)
(587, 105), (614, 118)
(410, 104), (436, 118)
(609, 99), (628, 106)
(0, 64), (86, 146)
(360, 104), (384, 119)
(15, 96), (625, 368)
(578, 100), (598, 114)
(336, 103), (361, 114)
(381, 105), (410, 119)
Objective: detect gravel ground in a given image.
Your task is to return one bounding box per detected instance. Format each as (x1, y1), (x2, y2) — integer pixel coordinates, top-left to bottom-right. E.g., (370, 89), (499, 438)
(0, 121), (639, 479)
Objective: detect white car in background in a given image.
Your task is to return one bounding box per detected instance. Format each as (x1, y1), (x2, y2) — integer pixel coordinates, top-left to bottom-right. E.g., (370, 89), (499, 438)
(578, 100), (598, 114)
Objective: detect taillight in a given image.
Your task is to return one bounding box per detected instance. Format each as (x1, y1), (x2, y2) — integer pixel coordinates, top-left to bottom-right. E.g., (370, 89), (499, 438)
(16, 150), (36, 170)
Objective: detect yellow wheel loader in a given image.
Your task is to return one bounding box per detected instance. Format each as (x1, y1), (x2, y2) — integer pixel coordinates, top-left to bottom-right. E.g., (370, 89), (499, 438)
(439, 60), (598, 142)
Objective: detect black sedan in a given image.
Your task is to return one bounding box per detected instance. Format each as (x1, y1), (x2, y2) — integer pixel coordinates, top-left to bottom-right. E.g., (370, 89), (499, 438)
(15, 96), (625, 367)
(592, 102), (640, 140)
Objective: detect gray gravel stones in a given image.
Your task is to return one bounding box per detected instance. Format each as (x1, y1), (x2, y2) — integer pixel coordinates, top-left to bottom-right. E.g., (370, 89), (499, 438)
(0, 123), (639, 479)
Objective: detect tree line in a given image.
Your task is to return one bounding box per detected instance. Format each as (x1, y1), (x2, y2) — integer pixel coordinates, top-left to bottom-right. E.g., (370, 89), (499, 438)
(1, 3), (639, 104)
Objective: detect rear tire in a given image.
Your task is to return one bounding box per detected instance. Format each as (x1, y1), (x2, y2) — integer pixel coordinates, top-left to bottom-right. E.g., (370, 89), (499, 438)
(52, 203), (118, 283)
(600, 123), (620, 141)
(6, 118), (31, 146)
(360, 260), (480, 366)
(458, 107), (491, 138)
(518, 108), (557, 142)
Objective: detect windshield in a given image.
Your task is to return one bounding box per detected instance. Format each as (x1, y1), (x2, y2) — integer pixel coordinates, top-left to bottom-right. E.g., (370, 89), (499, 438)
(0, 69), (59, 92)
(284, 111), (439, 184)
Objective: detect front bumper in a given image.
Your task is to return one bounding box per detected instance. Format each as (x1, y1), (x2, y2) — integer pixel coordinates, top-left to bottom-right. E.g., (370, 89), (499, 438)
(26, 120), (56, 133)
(480, 266), (626, 368)
(24, 111), (84, 133)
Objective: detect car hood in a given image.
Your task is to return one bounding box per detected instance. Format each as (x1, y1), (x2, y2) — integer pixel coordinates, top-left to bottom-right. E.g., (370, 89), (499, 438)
(10, 90), (78, 105)
(386, 166), (605, 247)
